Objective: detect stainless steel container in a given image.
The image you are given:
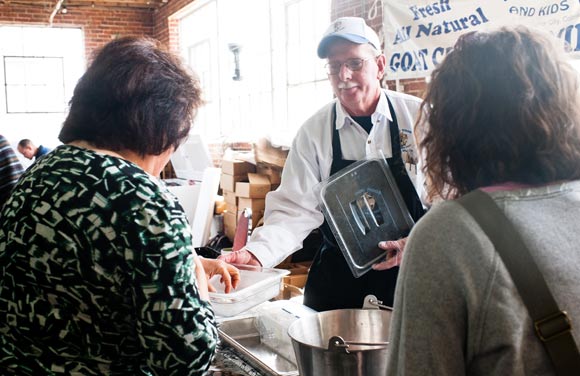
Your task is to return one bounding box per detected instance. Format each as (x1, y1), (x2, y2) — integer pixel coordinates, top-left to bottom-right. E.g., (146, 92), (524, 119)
(287, 309), (392, 376)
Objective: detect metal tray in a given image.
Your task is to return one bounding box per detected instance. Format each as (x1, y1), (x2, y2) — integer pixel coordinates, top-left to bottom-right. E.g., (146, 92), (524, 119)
(218, 316), (299, 376)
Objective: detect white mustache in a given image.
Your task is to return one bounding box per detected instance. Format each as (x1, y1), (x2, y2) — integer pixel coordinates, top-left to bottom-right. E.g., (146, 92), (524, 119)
(338, 82), (357, 89)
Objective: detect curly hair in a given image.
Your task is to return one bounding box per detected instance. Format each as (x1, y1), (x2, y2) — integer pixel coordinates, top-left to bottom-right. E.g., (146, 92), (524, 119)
(59, 37), (203, 156)
(416, 27), (580, 200)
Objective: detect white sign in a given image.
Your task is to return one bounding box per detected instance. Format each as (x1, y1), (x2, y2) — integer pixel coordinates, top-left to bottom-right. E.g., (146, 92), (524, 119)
(383, 0), (580, 79)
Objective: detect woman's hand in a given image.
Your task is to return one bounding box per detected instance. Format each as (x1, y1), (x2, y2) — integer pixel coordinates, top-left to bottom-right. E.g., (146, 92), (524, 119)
(192, 255), (210, 301)
(200, 258), (241, 293)
(372, 237), (408, 270)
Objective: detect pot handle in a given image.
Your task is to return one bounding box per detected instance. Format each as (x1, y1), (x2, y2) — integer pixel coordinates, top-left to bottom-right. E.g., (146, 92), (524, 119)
(328, 336), (389, 354)
(362, 294), (393, 311)
(328, 336), (351, 354)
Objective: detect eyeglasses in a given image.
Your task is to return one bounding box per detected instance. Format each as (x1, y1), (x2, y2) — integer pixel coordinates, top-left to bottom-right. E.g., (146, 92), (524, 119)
(324, 57), (373, 75)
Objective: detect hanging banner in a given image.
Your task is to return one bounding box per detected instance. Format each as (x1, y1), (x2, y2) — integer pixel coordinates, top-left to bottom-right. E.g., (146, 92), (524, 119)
(383, 0), (580, 79)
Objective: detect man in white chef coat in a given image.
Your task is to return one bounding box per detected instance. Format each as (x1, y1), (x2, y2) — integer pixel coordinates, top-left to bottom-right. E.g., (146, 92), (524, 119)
(220, 16), (427, 311)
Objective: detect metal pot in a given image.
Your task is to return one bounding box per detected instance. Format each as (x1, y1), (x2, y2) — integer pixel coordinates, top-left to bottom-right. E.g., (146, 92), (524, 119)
(287, 308), (392, 376)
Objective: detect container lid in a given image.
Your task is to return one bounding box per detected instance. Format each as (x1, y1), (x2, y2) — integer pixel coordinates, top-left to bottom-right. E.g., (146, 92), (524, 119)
(316, 158), (414, 278)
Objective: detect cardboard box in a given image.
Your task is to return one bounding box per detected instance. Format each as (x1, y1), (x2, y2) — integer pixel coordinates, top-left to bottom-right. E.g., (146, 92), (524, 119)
(254, 138), (289, 168)
(279, 261), (311, 298)
(222, 159), (256, 176)
(223, 190), (237, 206)
(278, 282), (306, 300)
(283, 274), (308, 289)
(225, 226), (236, 242)
(237, 209), (264, 229)
(220, 173), (247, 192)
(226, 203), (237, 215)
(235, 173), (271, 198)
(224, 211), (237, 228)
(277, 261), (311, 274)
(237, 197), (266, 213)
(224, 211), (237, 241)
(257, 162), (283, 185)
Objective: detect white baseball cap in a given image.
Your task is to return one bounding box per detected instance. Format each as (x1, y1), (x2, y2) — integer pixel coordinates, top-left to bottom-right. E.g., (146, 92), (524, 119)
(317, 17), (381, 58)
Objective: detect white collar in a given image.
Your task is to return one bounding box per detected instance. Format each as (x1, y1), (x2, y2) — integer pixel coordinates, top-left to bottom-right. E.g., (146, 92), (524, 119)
(334, 90), (392, 130)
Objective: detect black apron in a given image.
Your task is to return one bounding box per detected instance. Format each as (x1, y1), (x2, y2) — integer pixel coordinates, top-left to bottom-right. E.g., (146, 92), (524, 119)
(303, 96), (426, 312)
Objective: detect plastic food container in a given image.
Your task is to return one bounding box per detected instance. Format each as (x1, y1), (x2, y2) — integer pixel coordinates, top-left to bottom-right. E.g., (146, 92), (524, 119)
(253, 300), (317, 362)
(316, 158), (414, 278)
(209, 264), (290, 317)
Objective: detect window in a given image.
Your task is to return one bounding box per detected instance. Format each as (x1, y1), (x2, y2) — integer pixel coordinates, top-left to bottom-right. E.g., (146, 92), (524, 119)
(4, 56), (66, 113)
(283, 0), (332, 144)
(178, 0), (331, 147)
(0, 26), (84, 154)
(0, 26), (83, 115)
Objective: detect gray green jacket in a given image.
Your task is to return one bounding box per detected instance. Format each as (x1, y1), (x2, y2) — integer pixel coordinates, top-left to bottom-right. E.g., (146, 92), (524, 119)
(387, 181), (580, 375)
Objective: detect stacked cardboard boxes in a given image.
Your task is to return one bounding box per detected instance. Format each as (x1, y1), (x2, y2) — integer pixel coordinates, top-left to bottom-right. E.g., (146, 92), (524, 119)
(220, 159), (255, 241)
(220, 140), (290, 243)
(252, 139), (316, 295)
(220, 158), (273, 242)
(220, 143), (312, 298)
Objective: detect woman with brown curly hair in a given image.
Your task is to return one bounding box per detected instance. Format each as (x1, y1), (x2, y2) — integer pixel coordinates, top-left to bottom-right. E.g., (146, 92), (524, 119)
(386, 27), (580, 375)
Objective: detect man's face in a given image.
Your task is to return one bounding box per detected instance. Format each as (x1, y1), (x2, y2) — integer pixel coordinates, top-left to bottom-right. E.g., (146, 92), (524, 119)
(326, 40), (386, 116)
(18, 145), (34, 160)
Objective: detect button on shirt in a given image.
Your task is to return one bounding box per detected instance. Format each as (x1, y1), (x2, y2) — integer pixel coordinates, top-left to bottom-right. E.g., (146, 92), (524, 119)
(246, 89), (426, 268)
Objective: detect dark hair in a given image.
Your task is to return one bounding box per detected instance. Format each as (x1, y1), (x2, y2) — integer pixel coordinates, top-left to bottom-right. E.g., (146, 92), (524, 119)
(59, 37), (203, 156)
(18, 139), (32, 148)
(417, 27), (580, 200)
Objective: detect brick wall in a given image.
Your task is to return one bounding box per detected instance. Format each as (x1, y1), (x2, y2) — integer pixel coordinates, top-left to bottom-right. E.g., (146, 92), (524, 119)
(152, 0), (195, 53)
(0, 0), (199, 60)
(0, 3), (153, 60)
(386, 78), (428, 98)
